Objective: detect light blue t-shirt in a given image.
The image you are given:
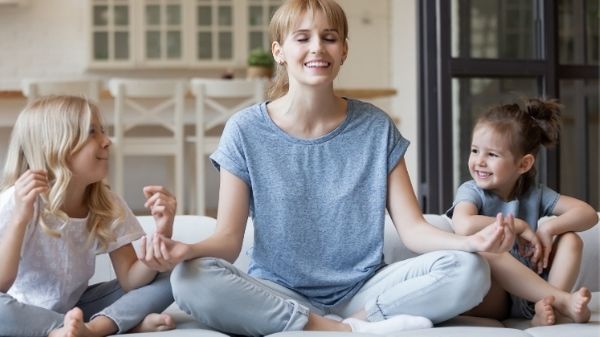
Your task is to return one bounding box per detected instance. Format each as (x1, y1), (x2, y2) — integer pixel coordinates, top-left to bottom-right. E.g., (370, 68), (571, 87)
(446, 180), (560, 267)
(210, 99), (409, 308)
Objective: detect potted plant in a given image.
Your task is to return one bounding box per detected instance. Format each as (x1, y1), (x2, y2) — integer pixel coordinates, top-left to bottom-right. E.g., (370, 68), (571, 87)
(246, 48), (274, 79)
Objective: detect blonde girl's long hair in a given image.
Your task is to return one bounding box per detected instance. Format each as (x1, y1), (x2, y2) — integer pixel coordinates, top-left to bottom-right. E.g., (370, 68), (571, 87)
(267, 0), (349, 100)
(0, 95), (123, 250)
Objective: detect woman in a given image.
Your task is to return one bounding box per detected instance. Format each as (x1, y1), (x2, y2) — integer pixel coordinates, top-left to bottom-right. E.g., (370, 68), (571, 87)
(140, 1), (517, 335)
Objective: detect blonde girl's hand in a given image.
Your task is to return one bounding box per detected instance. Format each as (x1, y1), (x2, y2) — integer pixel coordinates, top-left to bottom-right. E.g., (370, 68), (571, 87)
(138, 234), (189, 271)
(13, 170), (49, 225)
(469, 213), (516, 253)
(536, 226), (555, 271)
(143, 186), (176, 238)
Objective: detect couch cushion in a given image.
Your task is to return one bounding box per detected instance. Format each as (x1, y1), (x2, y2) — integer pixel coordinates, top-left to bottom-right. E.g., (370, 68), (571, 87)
(524, 323), (600, 337)
(573, 218), (599, 291)
(269, 327), (531, 337)
(382, 213), (453, 264)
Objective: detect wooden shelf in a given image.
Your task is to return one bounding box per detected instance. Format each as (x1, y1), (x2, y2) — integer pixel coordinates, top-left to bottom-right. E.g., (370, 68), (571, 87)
(0, 88), (397, 100)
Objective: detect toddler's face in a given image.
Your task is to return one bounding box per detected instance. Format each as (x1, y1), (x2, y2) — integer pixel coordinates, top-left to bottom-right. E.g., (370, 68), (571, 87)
(468, 126), (522, 200)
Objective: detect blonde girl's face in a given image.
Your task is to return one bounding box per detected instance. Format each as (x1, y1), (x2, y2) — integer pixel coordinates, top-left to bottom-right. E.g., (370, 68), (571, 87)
(68, 112), (111, 187)
(468, 125), (524, 200)
(273, 10), (347, 88)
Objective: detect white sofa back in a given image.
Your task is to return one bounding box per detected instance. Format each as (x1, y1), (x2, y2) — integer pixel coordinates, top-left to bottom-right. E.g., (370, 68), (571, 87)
(91, 214), (599, 292)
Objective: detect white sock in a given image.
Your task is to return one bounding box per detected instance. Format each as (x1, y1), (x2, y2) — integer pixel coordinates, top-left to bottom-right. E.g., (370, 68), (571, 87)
(324, 314), (343, 322)
(343, 315), (433, 334)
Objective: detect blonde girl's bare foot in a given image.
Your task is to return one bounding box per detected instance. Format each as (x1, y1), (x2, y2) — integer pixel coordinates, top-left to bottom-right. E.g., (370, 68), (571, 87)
(556, 287), (591, 323)
(531, 296), (555, 326)
(48, 308), (93, 337)
(130, 313), (175, 332)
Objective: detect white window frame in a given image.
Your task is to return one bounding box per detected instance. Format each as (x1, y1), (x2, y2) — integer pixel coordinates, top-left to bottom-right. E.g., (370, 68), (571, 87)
(137, 0), (187, 67)
(88, 0), (136, 68)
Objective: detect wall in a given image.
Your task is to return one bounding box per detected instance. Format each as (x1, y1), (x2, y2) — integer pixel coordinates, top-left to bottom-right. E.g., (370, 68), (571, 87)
(0, 0), (420, 213)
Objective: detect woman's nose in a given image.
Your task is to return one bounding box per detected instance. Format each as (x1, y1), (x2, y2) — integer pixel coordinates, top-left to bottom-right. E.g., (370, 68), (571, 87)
(310, 39), (323, 54)
(103, 134), (112, 147)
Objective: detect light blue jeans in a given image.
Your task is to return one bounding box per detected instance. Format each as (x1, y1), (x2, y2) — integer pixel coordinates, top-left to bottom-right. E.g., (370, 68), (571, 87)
(0, 272), (172, 337)
(171, 250), (490, 336)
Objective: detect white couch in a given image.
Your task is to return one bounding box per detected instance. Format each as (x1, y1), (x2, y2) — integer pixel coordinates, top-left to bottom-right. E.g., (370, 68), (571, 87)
(94, 214), (600, 337)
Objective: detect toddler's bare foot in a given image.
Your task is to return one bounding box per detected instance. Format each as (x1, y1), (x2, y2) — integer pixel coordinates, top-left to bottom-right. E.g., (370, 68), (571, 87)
(48, 308), (93, 337)
(130, 313), (175, 332)
(531, 296), (555, 326)
(556, 287), (591, 323)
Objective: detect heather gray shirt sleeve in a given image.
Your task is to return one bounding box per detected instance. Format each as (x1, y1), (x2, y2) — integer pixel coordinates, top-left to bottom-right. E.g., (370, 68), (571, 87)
(210, 99), (409, 308)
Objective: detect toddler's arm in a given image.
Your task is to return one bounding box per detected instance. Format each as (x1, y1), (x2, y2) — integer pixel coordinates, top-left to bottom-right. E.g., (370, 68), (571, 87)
(451, 201), (531, 235)
(537, 195), (598, 268)
(452, 201), (542, 267)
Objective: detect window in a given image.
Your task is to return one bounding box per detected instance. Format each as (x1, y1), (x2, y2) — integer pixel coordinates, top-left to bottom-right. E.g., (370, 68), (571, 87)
(143, 0), (184, 64)
(195, 0), (234, 62)
(88, 0), (283, 68)
(418, 0), (599, 212)
(91, 0), (133, 66)
(248, 0), (280, 51)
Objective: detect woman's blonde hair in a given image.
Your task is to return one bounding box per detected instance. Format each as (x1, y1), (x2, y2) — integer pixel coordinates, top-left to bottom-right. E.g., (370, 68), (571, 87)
(0, 95), (123, 250)
(267, 0), (349, 100)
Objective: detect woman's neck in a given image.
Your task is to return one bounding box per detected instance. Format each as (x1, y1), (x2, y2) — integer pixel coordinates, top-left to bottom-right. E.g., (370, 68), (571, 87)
(269, 87), (347, 139)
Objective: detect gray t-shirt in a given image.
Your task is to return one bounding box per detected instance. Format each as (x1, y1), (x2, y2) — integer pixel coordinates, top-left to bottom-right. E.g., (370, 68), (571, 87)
(210, 99), (409, 308)
(446, 180), (560, 266)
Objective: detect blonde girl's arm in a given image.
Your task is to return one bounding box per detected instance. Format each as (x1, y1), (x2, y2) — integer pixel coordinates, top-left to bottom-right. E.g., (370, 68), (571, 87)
(387, 159), (515, 254)
(109, 186), (178, 291)
(536, 194), (598, 268)
(142, 185), (177, 238)
(109, 243), (157, 291)
(0, 170), (48, 292)
(139, 168), (250, 269)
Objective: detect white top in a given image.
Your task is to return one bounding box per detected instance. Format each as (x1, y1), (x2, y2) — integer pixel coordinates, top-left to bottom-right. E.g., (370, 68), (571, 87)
(0, 187), (144, 313)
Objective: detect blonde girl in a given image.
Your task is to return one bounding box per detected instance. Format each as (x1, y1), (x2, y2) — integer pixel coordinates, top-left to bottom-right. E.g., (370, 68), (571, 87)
(448, 98), (597, 326)
(0, 96), (176, 337)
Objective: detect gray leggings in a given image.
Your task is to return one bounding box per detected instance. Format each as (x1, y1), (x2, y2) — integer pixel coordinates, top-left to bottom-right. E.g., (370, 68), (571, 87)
(0, 272), (172, 337)
(172, 250), (491, 337)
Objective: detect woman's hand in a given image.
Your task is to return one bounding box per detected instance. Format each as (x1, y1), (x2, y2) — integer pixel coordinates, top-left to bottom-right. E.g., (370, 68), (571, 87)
(467, 213), (516, 253)
(13, 170), (48, 225)
(143, 186), (176, 238)
(137, 234), (190, 272)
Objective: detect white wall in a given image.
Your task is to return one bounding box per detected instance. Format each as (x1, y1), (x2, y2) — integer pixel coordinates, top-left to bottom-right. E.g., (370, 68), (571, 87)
(390, 0), (419, 186)
(0, 0), (88, 90)
(0, 0), (420, 212)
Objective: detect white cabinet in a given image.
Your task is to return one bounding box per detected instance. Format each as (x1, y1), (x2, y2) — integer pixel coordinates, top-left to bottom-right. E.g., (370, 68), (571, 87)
(88, 0), (282, 68)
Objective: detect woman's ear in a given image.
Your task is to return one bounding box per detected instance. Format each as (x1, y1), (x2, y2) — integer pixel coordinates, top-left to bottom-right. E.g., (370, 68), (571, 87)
(518, 154), (535, 174)
(342, 41), (348, 64)
(272, 41), (284, 65)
